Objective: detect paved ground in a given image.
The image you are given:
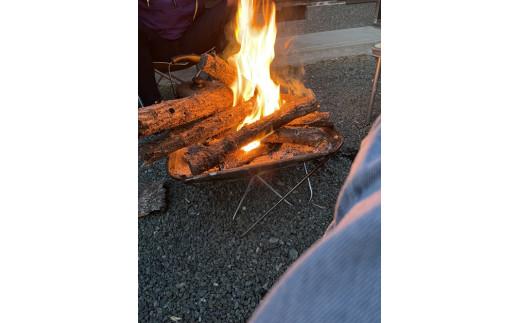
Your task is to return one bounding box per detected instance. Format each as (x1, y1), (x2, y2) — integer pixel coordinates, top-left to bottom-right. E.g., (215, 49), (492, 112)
(139, 54), (380, 322)
(278, 2), (377, 37)
(275, 26), (380, 65)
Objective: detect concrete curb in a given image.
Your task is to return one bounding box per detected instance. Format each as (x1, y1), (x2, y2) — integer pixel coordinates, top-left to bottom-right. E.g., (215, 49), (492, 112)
(274, 26), (380, 65)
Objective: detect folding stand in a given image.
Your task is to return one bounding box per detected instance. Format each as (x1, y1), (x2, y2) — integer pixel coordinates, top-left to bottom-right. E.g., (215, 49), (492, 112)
(232, 157), (331, 237)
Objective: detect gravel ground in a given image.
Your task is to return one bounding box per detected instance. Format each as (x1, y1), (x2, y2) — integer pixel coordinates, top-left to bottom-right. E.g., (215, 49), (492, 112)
(277, 2), (377, 37)
(139, 54), (381, 322)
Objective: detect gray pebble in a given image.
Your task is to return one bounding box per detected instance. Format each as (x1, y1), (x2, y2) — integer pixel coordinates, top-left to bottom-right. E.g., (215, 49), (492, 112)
(289, 248), (299, 260)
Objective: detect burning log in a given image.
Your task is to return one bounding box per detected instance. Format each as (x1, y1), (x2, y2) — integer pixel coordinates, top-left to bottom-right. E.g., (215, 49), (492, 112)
(197, 53), (237, 88)
(184, 95), (318, 175)
(249, 143), (316, 165)
(287, 112), (332, 128)
(220, 144), (272, 169)
(263, 126), (331, 147)
(138, 81), (233, 136)
(141, 100), (255, 163)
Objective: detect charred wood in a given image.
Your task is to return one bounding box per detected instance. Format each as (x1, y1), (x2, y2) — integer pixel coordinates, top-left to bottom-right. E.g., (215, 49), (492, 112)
(138, 81), (233, 136)
(141, 100), (255, 163)
(184, 94), (318, 175)
(197, 54), (237, 88)
(263, 126), (331, 147)
(286, 111), (332, 128)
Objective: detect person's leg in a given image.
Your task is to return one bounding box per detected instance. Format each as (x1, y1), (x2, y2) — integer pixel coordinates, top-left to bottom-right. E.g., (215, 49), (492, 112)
(178, 0), (237, 55)
(138, 23), (163, 106)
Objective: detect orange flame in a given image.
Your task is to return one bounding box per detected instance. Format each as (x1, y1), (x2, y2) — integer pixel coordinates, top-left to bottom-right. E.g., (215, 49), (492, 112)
(229, 0), (280, 152)
(241, 140), (261, 152)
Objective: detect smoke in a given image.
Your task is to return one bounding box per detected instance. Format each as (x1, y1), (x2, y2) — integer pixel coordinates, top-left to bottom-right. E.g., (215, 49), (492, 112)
(271, 37), (313, 98)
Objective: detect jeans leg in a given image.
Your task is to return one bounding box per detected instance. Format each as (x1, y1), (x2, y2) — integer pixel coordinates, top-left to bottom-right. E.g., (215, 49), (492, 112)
(138, 24), (162, 106)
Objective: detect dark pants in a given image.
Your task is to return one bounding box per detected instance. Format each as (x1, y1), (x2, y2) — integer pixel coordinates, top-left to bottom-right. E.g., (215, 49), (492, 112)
(138, 0), (235, 106)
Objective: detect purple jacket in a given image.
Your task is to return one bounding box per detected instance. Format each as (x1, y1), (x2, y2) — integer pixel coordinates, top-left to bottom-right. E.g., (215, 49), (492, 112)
(138, 0), (203, 41)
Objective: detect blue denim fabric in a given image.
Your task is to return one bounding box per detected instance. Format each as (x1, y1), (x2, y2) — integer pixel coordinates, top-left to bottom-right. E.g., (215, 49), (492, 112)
(249, 117), (381, 323)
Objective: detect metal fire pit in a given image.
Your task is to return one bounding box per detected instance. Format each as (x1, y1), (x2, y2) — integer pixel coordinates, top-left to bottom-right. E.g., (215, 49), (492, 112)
(167, 127), (343, 183)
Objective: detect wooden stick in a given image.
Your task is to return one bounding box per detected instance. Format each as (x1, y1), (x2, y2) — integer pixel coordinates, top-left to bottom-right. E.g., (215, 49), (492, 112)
(140, 100), (255, 163)
(220, 144), (272, 169)
(287, 112), (332, 128)
(263, 126), (331, 147)
(197, 54), (237, 88)
(249, 143), (316, 165)
(138, 81), (232, 136)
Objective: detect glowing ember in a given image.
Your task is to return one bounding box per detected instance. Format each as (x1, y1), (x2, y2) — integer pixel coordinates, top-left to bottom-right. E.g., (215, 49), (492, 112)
(228, 0), (281, 152)
(241, 140), (261, 152)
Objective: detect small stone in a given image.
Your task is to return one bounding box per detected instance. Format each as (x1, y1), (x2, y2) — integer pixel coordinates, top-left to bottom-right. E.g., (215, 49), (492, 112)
(169, 315), (182, 322)
(176, 282), (186, 288)
(242, 206), (247, 211)
(289, 248), (299, 260)
(213, 282), (219, 286)
(138, 181), (167, 217)
(255, 247), (260, 253)
(268, 237), (279, 244)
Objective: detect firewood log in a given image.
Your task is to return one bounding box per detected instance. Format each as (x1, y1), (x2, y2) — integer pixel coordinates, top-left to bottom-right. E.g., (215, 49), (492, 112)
(219, 144), (272, 169)
(286, 112), (332, 128)
(263, 126), (331, 147)
(220, 126), (330, 168)
(138, 81), (233, 136)
(197, 54), (237, 88)
(141, 100), (255, 163)
(184, 94), (318, 175)
(248, 143), (316, 165)
(141, 112), (331, 164)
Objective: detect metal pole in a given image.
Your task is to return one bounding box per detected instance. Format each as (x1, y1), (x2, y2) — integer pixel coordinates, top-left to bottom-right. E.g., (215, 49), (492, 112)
(367, 56), (381, 124)
(304, 162), (313, 202)
(256, 175), (294, 207)
(232, 176), (256, 220)
(240, 157), (330, 237)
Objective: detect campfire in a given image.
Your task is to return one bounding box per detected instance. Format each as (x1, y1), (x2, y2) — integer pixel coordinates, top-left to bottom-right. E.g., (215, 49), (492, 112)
(139, 0), (343, 180)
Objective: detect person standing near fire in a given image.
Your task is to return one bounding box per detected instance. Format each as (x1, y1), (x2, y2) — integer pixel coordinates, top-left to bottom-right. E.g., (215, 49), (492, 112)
(138, 0), (236, 106)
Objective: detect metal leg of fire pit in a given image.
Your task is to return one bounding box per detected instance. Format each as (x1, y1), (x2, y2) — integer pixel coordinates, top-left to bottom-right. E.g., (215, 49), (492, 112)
(304, 162), (313, 202)
(255, 175), (294, 207)
(304, 162), (326, 208)
(233, 172), (295, 220)
(232, 176), (255, 220)
(240, 156), (331, 237)
(367, 43), (381, 124)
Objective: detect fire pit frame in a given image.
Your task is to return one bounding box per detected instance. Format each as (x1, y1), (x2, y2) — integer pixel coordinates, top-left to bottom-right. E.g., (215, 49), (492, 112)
(167, 130), (343, 236)
(167, 127), (344, 183)
(235, 156), (334, 236)
(164, 122), (344, 236)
